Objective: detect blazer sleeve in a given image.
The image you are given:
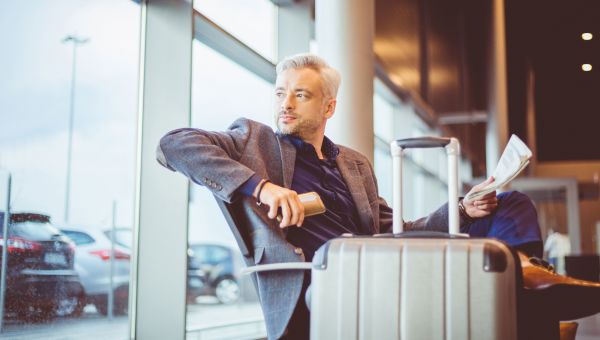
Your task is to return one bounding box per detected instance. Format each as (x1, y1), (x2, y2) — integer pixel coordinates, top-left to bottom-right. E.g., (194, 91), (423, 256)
(379, 197), (472, 234)
(156, 118), (259, 203)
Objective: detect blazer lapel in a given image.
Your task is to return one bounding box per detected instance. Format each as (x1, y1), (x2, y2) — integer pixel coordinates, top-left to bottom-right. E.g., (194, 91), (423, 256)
(336, 152), (375, 233)
(277, 135), (296, 189)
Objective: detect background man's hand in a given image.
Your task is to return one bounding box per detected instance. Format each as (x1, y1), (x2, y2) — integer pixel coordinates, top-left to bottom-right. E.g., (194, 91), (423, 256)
(463, 177), (498, 219)
(254, 181), (305, 228)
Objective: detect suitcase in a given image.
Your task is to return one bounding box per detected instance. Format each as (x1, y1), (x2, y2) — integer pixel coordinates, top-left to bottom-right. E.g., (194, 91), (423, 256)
(308, 137), (520, 340)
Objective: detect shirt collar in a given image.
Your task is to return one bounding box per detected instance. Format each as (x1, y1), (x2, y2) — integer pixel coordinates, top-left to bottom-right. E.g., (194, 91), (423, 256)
(282, 135), (340, 160)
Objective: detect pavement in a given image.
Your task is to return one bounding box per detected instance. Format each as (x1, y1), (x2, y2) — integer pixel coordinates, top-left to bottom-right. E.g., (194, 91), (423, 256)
(0, 301), (265, 340)
(1, 300), (598, 340)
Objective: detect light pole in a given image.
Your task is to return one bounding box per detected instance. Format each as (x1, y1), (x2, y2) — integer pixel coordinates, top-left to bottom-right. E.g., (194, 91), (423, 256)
(62, 35), (88, 223)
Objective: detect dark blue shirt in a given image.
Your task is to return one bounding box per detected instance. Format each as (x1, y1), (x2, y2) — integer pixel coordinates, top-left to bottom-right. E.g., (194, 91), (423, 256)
(239, 135), (363, 261)
(284, 136), (363, 261)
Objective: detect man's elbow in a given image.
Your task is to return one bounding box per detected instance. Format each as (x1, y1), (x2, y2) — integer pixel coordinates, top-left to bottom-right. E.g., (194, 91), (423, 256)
(156, 137), (176, 171)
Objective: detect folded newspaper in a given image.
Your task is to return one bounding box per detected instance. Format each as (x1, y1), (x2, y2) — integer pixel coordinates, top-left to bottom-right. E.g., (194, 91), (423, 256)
(465, 134), (532, 202)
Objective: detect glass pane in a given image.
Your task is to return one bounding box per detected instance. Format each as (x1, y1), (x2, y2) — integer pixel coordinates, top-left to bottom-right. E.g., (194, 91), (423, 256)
(0, 0), (139, 337)
(374, 146), (392, 204)
(373, 92), (395, 142)
(186, 40), (271, 339)
(194, 0), (277, 62)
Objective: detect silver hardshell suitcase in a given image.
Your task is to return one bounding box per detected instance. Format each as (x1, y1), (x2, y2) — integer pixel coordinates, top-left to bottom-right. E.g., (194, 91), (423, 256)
(308, 137), (519, 340)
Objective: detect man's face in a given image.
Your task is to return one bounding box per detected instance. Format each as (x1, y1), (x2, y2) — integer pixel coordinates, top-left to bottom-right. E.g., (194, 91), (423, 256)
(274, 68), (334, 140)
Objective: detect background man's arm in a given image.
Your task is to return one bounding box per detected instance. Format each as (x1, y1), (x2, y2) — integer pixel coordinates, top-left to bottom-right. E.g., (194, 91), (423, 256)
(377, 176), (497, 233)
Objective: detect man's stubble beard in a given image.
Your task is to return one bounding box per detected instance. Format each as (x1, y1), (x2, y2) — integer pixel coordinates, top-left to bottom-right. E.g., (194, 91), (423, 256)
(276, 115), (322, 140)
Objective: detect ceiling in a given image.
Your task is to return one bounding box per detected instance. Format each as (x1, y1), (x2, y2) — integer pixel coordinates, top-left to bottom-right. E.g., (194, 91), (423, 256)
(506, 0), (600, 162)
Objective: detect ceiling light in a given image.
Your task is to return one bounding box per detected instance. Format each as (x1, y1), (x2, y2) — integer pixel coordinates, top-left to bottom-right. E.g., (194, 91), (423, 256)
(582, 33), (593, 41)
(582, 64), (592, 72)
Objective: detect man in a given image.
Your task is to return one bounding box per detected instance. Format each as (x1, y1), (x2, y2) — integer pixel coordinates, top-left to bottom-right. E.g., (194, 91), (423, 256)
(157, 54), (596, 339)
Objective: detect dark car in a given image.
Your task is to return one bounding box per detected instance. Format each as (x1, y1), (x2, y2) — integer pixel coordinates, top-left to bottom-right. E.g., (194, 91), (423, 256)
(0, 212), (85, 320)
(188, 244), (240, 304)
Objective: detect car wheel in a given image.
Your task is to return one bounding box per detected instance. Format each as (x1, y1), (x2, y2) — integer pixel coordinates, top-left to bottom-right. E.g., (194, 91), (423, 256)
(214, 277), (240, 304)
(96, 299), (128, 316)
(95, 301), (108, 316)
(54, 294), (84, 318)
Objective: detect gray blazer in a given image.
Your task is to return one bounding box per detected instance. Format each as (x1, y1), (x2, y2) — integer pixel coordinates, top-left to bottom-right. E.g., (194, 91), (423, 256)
(157, 118), (454, 339)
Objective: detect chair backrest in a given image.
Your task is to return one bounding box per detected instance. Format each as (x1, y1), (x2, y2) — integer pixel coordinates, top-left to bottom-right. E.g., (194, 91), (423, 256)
(213, 196), (252, 258)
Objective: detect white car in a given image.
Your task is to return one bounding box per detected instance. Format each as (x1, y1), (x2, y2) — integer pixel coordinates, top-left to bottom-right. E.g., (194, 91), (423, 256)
(60, 227), (131, 315)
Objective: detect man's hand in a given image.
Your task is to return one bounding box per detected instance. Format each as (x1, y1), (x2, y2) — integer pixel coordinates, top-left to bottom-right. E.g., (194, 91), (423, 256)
(254, 181), (305, 228)
(463, 177), (498, 219)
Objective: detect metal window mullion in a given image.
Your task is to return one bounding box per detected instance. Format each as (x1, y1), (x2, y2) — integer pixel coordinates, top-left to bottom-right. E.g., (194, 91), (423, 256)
(193, 11), (276, 83)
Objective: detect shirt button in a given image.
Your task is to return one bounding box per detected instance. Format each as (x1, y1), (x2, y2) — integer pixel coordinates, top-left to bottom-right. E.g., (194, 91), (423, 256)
(294, 247), (303, 255)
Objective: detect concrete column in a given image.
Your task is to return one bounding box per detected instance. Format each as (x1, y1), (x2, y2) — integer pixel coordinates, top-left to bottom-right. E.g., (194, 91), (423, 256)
(132, 0), (191, 339)
(315, 0), (375, 164)
(525, 66), (537, 175)
(486, 0), (509, 175)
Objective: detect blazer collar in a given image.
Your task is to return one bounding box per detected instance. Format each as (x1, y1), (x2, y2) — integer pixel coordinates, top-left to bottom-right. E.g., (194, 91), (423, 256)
(276, 134), (296, 189)
(335, 149), (375, 233)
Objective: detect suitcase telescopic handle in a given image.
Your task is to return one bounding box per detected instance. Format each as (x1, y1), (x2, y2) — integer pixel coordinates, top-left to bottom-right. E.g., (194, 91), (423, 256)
(392, 136), (452, 149)
(390, 137), (461, 235)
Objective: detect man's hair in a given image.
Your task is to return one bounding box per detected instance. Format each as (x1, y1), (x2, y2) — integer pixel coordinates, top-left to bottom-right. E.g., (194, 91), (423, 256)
(275, 53), (341, 100)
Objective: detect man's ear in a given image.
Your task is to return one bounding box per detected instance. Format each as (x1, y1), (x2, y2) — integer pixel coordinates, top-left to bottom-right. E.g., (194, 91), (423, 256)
(325, 99), (336, 119)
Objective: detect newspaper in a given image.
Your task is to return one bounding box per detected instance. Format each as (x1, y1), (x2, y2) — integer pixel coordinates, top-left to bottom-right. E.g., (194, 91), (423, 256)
(465, 134), (532, 202)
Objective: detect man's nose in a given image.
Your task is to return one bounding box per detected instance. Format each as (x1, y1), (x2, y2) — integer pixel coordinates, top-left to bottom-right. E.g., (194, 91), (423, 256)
(281, 93), (295, 110)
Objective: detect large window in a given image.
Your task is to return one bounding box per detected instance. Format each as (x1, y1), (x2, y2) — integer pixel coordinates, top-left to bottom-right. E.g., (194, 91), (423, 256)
(185, 40), (274, 340)
(0, 0), (139, 338)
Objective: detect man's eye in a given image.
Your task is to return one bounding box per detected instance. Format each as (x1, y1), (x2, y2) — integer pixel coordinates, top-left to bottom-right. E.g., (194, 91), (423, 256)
(296, 93), (304, 98)
(275, 92), (284, 97)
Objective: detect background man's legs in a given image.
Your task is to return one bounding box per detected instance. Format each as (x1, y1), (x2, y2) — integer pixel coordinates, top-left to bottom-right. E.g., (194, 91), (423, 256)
(463, 191), (543, 257)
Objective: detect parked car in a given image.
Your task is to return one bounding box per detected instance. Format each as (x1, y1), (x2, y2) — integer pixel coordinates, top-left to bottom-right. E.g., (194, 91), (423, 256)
(59, 227), (131, 316)
(0, 212), (85, 320)
(106, 228), (237, 304)
(188, 243), (241, 304)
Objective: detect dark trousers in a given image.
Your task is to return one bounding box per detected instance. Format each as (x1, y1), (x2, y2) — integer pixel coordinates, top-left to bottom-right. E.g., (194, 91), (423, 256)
(464, 191), (543, 257)
(280, 272), (310, 340)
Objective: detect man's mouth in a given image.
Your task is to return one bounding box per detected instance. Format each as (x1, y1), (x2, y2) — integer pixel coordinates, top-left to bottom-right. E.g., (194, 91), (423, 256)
(279, 114), (297, 123)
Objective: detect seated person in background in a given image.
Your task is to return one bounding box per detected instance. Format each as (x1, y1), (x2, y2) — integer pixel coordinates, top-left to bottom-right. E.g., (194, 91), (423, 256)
(157, 53), (599, 340)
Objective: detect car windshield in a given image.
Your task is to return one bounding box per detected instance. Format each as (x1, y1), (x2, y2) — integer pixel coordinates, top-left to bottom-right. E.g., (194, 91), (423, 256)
(9, 221), (62, 241)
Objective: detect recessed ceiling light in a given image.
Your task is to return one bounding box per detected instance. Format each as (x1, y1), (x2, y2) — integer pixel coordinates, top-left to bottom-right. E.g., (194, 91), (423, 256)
(582, 33), (593, 40)
(582, 64), (592, 72)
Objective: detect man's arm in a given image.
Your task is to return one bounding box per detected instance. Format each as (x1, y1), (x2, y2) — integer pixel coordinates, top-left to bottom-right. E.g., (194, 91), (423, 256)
(157, 118), (306, 227)
(378, 177), (499, 233)
(157, 118), (257, 203)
